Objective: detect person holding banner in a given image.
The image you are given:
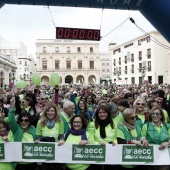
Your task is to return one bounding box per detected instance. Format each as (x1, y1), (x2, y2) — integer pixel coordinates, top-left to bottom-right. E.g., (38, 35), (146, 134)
(92, 105), (116, 170)
(116, 108), (144, 170)
(35, 102), (64, 170)
(0, 119), (14, 170)
(8, 97), (37, 170)
(63, 114), (95, 170)
(141, 106), (170, 170)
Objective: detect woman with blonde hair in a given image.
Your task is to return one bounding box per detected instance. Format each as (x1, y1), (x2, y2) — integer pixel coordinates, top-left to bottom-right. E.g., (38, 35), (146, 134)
(133, 98), (149, 124)
(36, 102), (64, 170)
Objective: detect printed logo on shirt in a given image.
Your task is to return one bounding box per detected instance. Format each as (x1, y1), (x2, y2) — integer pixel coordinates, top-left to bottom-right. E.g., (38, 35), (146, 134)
(0, 143), (5, 159)
(122, 145), (154, 162)
(22, 143), (55, 160)
(72, 144), (105, 162)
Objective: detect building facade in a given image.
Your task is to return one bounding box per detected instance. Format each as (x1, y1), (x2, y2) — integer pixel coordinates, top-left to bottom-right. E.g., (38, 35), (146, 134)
(18, 57), (36, 84)
(36, 39), (100, 85)
(0, 36), (31, 84)
(110, 31), (170, 84)
(99, 53), (112, 84)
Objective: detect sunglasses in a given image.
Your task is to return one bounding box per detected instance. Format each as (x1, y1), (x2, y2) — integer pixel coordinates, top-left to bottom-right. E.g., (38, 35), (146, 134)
(136, 103), (145, 106)
(19, 119), (29, 123)
(41, 98), (48, 100)
(151, 112), (160, 117)
(130, 115), (137, 120)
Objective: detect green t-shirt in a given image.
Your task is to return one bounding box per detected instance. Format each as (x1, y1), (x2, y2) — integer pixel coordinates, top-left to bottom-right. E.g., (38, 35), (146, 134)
(65, 131), (95, 170)
(36, 120), (64, 142)
(93, 123), (117, 144)
(112, 113), (124, 128)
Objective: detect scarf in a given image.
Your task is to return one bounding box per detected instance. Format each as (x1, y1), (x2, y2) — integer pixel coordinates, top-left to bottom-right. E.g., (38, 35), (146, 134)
(1, 131), (8, 137)
(46, 120), (55, 129)
(123, 121), (135, 130)
(97, 118), (112, 138)
(64, 128), (87, 141)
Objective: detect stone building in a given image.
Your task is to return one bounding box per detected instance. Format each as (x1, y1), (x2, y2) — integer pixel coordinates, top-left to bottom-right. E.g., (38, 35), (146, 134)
(36, 39), (100, 85)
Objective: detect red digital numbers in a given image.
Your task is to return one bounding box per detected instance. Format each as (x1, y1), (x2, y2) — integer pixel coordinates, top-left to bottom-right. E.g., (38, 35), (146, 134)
(57, 28), (64, 38)
(56, 27), (100, 41)
(72, 30), (78, 38)
(64, 29), (70, 38)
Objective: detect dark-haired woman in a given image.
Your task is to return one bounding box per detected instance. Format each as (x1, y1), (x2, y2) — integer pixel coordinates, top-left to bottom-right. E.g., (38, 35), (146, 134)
(61, 114), (95, 170)
(93, 105), (116, 170)
(8, 97), (37, 170)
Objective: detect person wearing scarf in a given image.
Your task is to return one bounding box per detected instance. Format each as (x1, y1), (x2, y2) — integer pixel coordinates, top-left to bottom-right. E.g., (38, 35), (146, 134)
(116, 108), (145, 170)
(93, 105), (116, 170)
(0, 119), (14, 170)
(35, 102), (64, 170)
(60, 114), (95, 170)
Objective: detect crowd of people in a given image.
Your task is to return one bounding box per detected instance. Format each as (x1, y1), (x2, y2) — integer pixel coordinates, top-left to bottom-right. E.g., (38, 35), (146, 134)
(0, 83), (170, 170)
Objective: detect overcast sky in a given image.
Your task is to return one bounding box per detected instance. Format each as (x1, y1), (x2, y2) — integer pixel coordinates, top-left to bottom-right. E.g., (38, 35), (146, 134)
(0, 4), (156, 58)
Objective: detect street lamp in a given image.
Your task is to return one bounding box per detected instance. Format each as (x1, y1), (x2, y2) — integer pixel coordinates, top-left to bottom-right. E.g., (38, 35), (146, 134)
(20, 73), (26, 80)
(117, 71), (121, 80)
(11, 68), (16, 82)
(141, 67), (146, 82)
(106, 76), (110, 85)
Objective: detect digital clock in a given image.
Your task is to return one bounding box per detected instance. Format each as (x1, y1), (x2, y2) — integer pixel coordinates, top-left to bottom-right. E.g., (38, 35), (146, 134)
(56, 27), (100, 41)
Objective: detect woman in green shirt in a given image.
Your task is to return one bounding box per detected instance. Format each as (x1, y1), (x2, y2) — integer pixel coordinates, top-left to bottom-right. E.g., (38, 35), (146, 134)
(36, 102), (64, 170)
(116, 108), (144, 170)
(141, 107), (170, 170)
(63, 114), (95, 170)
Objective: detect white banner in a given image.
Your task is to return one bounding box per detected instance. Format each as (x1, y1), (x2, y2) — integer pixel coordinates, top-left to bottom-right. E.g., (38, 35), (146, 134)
(0, 142), (170, 165)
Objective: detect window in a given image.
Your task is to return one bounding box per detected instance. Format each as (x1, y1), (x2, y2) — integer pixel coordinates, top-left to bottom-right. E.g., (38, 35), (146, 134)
(25, 61), (27, 66)
(114, 68), (116, 75)
(102, 63), (105, 66)
(148, 61), (151, 71)
(147, 48), (151, 58)
(78, 61), (82, 69)
(124, 56), (127, 64)
(125, 66), (127, 74)
(113, 59), (116, 66)
(146, 36), (150, 43)
(55, 47), (59, 53)
(19, 61), (22, 65)
(131, 65), (134, 73)
(42, 59), (47, 70)
(118, 57), (121, 65)
(119, 67), (121, 75)
(43, 47), (46, 53)
(55, 61), (60, 70)
(139, 63), (142, 72)
(113, 48), (121, 54)
(131, 54), (134, 62)
(107, 69), (109, 72)
(90, 61), (94, 69)
(77, 47), (81, 53)
(107, 63), (109, 66)
(67, 47), (70, 53)
(66, 61), (71, 70)
(90, 47), (93, 53)
(139, 51), (142, 60)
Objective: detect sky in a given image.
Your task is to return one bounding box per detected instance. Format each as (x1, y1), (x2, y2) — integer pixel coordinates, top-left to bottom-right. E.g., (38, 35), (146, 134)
(0, 4), (156, 59)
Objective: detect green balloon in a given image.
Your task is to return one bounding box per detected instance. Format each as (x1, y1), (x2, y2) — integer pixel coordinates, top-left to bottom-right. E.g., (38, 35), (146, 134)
(16, 80), (27, 89)
(32, 74), (41, 85)
(50, 73), (60, 86)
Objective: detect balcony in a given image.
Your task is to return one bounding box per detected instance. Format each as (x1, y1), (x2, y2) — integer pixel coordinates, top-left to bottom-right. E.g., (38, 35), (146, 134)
(138, 56), (142, 61)
(147, 54), (151, 59)
(131, 59), (134, 62)
(118, 62), (121, 65)
(148, 67), (151, 71)
(113, 63), (116, 66)
(124, 70), (127, 74)
(124, 60), (127, 64)
(131, 69), (134, 73)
